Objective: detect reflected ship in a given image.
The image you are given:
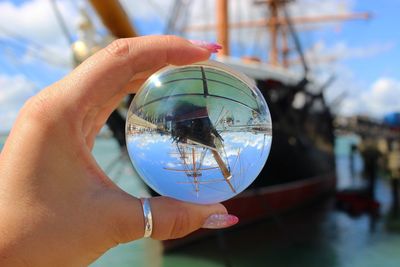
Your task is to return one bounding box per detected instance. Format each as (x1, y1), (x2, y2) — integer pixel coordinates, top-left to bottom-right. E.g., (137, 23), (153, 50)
(126, 62), (272, 204)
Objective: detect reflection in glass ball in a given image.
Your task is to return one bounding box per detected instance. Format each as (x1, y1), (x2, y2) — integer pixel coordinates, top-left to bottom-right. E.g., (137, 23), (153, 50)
(126, 60), (272, 204)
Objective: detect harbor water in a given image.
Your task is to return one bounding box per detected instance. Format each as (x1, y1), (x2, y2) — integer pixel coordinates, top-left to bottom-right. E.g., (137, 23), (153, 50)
(1, 135), (400, 267)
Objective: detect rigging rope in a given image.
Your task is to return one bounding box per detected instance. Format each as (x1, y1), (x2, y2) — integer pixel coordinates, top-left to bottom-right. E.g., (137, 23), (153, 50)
(0, 36), (69, 69)
(283, 5), (309, 75)
(49, 0), (74, 45)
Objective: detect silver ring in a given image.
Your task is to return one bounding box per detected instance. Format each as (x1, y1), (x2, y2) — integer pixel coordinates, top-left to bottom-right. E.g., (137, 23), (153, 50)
(140, 198), (153, 238)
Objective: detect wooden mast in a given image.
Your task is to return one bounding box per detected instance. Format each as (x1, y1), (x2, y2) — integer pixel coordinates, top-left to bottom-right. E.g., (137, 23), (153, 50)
(216, 0), (229, 56)
(268, 0), (280, 66)
(185, 13), (371, 31)
(88, 0), (137, 38)
(281, 26), (289, 68)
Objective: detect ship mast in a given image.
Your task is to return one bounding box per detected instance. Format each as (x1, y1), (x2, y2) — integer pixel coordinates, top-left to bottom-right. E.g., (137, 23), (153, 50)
(210, 0), (371, 68)
(88, 0), (137, 38)
(216, 0), (230, 56)
(267, 0), (280, 66)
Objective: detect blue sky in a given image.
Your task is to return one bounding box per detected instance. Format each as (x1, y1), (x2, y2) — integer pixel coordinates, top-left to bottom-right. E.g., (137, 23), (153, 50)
(328, 1), (400, 84)
(0, 0), (399, 133)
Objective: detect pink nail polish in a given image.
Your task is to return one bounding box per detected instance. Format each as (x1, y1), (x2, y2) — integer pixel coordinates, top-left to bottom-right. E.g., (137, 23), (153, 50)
(202, 214), (239, 229)
(189, 40), (223, 53)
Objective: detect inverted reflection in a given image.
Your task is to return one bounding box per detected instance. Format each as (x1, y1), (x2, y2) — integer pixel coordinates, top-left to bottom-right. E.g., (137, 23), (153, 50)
(126, 61), (272, 204)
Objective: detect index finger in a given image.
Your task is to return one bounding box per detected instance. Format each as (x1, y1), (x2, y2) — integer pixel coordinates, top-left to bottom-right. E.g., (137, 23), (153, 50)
(57, 36), (211, 116)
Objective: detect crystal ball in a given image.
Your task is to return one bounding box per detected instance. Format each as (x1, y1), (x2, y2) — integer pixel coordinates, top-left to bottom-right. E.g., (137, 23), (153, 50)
(126, 60), (272, 204)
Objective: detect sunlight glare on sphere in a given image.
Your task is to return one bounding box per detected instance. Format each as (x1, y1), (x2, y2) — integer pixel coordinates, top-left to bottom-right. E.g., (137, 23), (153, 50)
(126, 60), (272, 204)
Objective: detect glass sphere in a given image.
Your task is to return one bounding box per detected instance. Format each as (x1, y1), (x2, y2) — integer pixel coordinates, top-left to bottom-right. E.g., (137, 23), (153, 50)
(126, 60), (272, 204)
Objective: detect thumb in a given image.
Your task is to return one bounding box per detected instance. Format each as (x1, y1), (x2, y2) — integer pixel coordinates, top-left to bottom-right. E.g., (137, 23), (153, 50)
(149, 196), (237, 240)
(111, 194), (237, 243)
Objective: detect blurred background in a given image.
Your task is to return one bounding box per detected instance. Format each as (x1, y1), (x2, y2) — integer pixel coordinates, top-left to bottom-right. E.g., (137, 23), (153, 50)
(0, 1), (400, 267)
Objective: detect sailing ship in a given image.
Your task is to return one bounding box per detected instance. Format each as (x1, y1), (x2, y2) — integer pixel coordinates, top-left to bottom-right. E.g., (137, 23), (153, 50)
(71, 0), (369, 247)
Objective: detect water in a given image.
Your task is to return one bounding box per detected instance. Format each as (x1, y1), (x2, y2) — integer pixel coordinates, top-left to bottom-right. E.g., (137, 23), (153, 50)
(2, 135), (400, 267)
(162, 136), (400, 267)
(163, 200), (400, 267)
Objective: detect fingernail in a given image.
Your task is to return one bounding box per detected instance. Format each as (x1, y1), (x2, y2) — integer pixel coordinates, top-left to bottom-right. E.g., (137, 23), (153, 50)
(189, 40), (223, 53)
(202, 214), (239, 229)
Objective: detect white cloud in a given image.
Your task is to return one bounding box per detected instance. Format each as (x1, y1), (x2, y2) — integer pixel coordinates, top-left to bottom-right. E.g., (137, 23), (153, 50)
(299, 37), (397, 119)
(0, 0), (78, 69)
(120, 0), (172, 23)
(361, 78), (400, 116)
(306, 40), (396, 63)
(0, 0), (76, 44)
(289, 0), (354, 19)
(128, 133), (170, 149)
(0, 74), (36, 133)
(302, 37), (398, 119)
(0, 0), (84, 132)
(337, 77), (400, 117)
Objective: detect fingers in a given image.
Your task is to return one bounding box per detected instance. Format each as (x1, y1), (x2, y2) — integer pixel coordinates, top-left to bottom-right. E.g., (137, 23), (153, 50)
(56, 36), (212, 118)
(149, 197), (232, 240)
(19, 36), (213, 147)
(110, 194), (236, 244)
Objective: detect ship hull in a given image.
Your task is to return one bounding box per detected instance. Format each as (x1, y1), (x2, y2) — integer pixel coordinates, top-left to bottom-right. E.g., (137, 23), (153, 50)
(224, 173), (336, 223)
(162, 73), (337, 249)
(164, 172), (336, 250)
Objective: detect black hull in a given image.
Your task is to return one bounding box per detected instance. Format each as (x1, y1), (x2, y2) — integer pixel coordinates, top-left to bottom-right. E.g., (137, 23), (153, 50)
(251, 78), (336, 188)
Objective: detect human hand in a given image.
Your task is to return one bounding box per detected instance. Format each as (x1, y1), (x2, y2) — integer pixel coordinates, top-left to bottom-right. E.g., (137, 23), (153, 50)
(0, 36), (237, 267)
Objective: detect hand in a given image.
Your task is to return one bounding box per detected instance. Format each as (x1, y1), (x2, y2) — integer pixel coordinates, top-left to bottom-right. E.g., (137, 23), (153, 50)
(0, 36), (236, 267)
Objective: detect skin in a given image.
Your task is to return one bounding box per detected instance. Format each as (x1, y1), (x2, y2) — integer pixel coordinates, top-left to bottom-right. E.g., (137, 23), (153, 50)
(0, 36), (228, 267)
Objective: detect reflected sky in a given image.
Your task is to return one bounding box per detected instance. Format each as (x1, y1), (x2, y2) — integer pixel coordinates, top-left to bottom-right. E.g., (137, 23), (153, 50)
(127, 131), (271, 204)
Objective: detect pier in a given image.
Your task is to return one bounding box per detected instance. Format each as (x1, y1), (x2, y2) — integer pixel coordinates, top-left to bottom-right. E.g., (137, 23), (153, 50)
(335, 115), (400, 139)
